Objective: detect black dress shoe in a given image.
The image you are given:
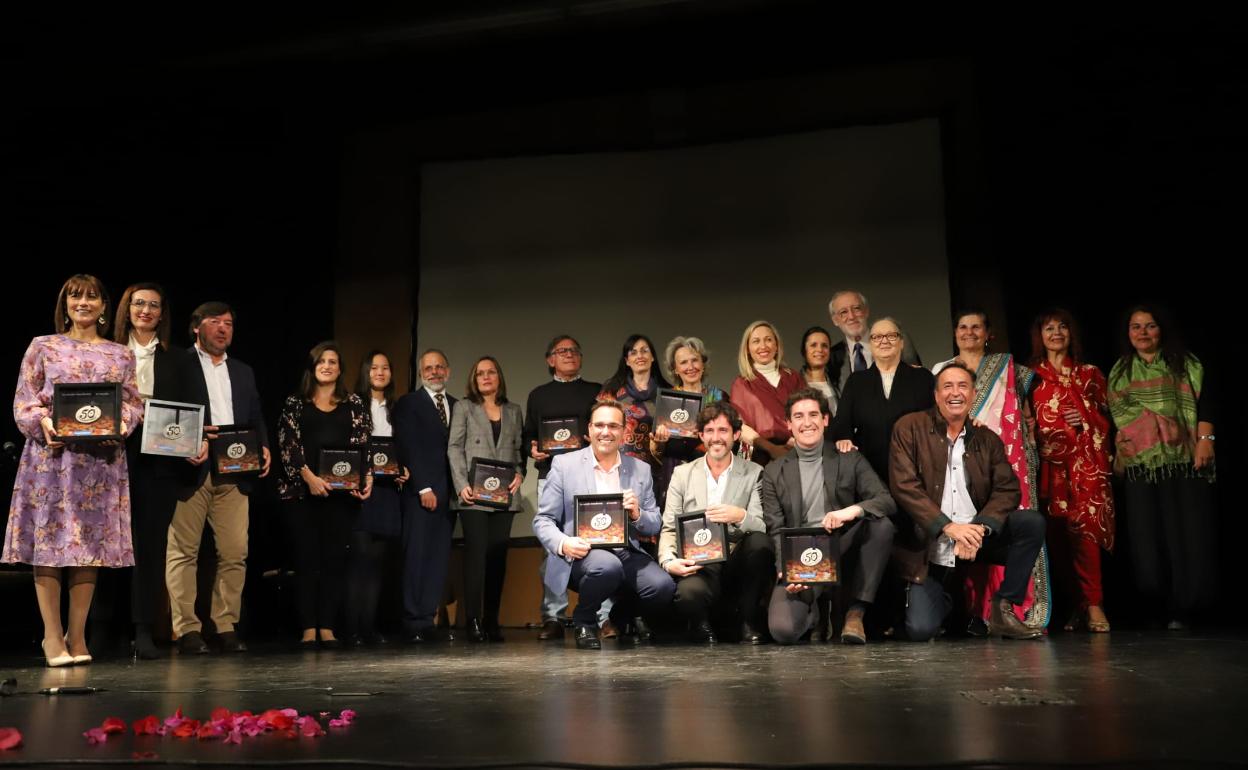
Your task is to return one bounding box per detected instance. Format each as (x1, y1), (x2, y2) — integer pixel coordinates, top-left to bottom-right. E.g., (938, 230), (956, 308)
(441, 626), (457, 642)
(537, 619), (564, 640)
(365, 631), (388, 646)
(989, 597), (1043, 640)
(347, 634), (366, 648)
(632, 617), (653, 643)
(217, 631), (248, 653)
(467, 619), (487, 643)
(739, 622), (765, 645)
(486, 625), (505, 643)
(319, 637), (342, 650)
(298, 638), (318, 650)
(617, 621), (644, 646)
(690, 620), (717, 644)
(574, 625), (601, 650)
(178, 631), (210, 655)
(133, 628), (162, 660)
(406, 629), (430, 644)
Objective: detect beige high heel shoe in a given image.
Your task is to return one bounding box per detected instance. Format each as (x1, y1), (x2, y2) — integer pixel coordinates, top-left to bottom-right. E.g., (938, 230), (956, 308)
(42, 639), (74, 668)
(65, 634), (92, 665)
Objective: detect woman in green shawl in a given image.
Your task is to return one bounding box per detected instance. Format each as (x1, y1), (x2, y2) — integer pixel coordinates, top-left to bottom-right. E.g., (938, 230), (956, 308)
(1108, 304), (1217, 630)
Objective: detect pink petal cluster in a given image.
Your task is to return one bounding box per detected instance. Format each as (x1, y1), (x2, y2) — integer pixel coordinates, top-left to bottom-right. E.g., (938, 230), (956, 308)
(82, 708), (356, 747)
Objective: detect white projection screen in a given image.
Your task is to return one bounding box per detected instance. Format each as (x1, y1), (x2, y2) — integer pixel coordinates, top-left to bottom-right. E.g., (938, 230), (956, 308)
(419, 119), (951, 533)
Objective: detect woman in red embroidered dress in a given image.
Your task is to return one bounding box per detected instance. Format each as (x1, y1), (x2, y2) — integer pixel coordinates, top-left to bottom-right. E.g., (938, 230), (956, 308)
(1029, 309), (1115, 632)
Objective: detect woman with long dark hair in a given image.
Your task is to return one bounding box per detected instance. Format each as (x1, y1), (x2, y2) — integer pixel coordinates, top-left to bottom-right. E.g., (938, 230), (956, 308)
(1108, 304), (1216, 629)
(277, 341), (372, 648)
(598, 334), (672, 474)
(345, 350), (408, 645)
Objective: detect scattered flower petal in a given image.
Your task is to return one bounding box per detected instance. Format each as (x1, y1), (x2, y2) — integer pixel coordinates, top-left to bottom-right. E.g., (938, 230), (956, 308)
(133, 716), (161, 735)
(84, 727), (108, 745)
(102, 717), (127, 735)
(0, 728), (23, 751)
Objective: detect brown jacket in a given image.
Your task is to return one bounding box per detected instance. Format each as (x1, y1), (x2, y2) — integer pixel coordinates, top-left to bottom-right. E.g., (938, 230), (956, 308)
(888, 408), (1021, 583)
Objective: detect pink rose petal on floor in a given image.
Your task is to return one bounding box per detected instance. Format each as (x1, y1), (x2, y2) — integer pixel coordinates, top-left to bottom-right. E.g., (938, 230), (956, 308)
(83, 727), (108, 745)
(225, 727), (242, 745)
(0, 728), (23, 750)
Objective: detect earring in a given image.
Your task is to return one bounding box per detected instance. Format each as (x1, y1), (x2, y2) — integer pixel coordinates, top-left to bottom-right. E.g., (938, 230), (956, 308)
(98, 314), (107, 326)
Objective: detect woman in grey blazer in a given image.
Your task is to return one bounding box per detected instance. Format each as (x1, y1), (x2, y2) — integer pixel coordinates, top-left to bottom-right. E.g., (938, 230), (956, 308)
(448, 355), (525, 642)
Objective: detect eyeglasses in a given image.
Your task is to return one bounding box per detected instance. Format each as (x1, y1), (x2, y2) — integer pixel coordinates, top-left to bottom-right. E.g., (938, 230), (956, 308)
(835, 304), (866, 319)
(627, 348), (652, 358)
(550, 347), (581, 357)
(590, 422), (624, 431)
(869, 332), (900, 343)
(131, 299), (162, 310)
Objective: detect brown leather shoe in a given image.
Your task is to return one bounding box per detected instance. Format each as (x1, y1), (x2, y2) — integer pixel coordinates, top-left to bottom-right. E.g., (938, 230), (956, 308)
(537, 619), (564, 641)
(840, 608), (867, 645)
(989, 597), (1043, 640)
(599, 619), (619, 639)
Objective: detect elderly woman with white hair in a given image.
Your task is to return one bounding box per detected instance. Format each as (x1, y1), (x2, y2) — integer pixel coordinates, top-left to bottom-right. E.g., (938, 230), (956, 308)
(650, 335), (726, 509)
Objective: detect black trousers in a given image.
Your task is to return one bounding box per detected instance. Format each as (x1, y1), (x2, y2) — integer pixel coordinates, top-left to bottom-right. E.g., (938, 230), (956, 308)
(130, 471), (178, 626)
(1122, 474), (1217, 617)
(459, 508), (515, 626)
(401, 497), (456, 633)
(672, 531), (774, 627)
(286, 495), (356, 631)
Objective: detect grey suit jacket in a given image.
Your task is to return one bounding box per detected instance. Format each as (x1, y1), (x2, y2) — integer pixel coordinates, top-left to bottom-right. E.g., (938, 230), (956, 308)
(447, 400), (525, 512)
(761, 443), (897, 558)
(658, 456), (766, 568)
(532, 447), (661, 595)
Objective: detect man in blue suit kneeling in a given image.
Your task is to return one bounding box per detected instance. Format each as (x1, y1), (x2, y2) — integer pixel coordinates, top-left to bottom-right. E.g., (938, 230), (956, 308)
(533, 398), (675, 649)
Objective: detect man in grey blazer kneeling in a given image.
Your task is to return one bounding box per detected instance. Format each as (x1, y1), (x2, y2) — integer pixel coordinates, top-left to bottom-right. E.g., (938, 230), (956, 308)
(659, 401), (774, 645)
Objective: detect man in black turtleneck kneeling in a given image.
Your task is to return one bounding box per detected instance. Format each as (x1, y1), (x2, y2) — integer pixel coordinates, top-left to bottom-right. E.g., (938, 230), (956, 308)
(762, 387), (896, 645)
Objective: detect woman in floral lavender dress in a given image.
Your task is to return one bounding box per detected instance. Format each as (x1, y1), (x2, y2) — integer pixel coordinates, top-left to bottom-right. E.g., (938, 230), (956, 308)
(3, 274), (143, 666)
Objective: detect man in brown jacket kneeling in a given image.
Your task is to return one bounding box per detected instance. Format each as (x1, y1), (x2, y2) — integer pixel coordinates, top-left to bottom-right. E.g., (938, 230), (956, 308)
(888, 362), (1044, 641)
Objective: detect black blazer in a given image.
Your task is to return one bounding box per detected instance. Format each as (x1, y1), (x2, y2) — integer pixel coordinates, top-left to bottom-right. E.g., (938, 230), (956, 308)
(761, 442), (896, 557)
(170, 347), (269, 498)
(127, 343), (186, 471)
(829, 363), (935, 481)
(393, 388), (457, 511)
(829, 336), (922, 399)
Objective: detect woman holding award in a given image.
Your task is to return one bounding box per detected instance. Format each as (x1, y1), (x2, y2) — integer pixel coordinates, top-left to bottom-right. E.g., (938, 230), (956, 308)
(277, 341), (372, 648)
(113, 282), (183, 659)
(652, 336), (725, 507)
(448, 356), (524, 642)
(729, 320), (803, 467)
(346, 350), (409, 646)
(4, 274), (143, 667)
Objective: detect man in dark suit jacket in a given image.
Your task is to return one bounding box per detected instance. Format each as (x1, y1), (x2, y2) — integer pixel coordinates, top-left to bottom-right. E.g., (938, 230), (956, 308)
(763, 388), (895, 645)
(392, 349), (457, 642)
(827, 289), (921, 399)
(165, 302), (271, 655)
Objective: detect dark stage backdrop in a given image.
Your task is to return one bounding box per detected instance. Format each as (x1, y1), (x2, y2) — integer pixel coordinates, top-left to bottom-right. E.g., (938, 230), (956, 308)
(418, 120), (950, 534)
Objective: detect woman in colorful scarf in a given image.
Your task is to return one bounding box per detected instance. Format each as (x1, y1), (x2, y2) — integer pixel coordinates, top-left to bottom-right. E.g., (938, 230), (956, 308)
(1108, 304), (1216, 630)
(933, 310), (1049, 634)
(1029, 309), (1114, 632)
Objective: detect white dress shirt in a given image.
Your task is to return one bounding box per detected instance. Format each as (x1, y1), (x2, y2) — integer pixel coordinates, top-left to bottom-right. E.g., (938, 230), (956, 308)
(195, 343), (234, 425)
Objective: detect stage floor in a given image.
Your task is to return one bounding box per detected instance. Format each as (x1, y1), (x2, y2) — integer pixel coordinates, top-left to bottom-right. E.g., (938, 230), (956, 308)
(0, 630), (1245, 768)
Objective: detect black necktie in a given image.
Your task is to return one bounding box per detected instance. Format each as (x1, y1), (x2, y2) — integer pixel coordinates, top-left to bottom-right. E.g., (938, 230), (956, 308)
(435, 393), (448, 427)
(853, 342), (867, 373)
